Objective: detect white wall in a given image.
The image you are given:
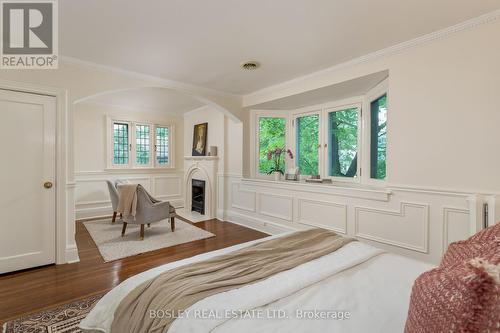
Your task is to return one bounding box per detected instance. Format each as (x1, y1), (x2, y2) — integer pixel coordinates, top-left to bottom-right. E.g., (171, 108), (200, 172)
(183, 106), (226, 167)
(183, 106), (243, 220)
(0, 59), (242, 264)
(74, 103), (185, 219)
(243, 19), (500, 194)
(223, 16), (500, 264)
(75, 103), (184, 172)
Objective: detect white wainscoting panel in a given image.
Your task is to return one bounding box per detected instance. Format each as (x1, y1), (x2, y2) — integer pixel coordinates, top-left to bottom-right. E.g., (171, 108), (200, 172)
(355, 202), (429, 253)
(221, 178), (490, 264)
(297, 198), (347, 234)
(75, 171), (184, 220)
(258, 192), (293, 221)
(442, 207), (470, 251)
(153, 175), (182, 199)
(231, 182), (256, 212)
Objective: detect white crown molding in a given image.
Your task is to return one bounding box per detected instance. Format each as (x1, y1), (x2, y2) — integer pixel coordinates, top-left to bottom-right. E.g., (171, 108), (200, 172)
(243, 9), (500, 107)
(60, 55), (240, 99)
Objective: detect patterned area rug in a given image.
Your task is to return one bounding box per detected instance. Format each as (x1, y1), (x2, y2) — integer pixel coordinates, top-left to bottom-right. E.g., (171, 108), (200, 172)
(2, 294), (102, 333)
(84, 218), (215, 262)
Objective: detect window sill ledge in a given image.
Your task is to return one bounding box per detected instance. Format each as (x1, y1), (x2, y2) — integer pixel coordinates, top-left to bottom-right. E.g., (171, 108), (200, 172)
(241, 178), (392, 202)
(102, 167), (177, 173)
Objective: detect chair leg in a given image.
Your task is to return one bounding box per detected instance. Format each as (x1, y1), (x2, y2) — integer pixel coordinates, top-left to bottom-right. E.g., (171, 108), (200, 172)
(170, 217), (175, 232)
(140, 224), (145, 240)
(147, 223), (151, 228)
(121, 222), (128, 237)
(112, 211), (117, 223)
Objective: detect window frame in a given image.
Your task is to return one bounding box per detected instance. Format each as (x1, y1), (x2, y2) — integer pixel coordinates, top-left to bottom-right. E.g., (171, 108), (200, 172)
(250, 83), (388, 186)
(133, 122), (153, 168)
(322, 102), (362, 183)
(251, 110), (291, 180)
(291, 108), (323, 178)
(154, 125), (174, 168)
(107, 117), (175, 170)
(110, 120), (132, 169)
(362, 79), (389, 186)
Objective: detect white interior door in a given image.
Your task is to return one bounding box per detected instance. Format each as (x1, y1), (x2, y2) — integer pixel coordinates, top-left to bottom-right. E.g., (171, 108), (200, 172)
(0, 89), (56, 274)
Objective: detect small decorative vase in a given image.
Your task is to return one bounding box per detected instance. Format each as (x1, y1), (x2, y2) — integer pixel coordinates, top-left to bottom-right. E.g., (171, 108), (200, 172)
(274, 172), (281, 181)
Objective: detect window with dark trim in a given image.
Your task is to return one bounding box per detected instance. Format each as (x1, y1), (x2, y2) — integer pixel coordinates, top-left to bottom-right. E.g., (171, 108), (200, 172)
(370, 94), (387, 180)
(113, 122), (129, 165)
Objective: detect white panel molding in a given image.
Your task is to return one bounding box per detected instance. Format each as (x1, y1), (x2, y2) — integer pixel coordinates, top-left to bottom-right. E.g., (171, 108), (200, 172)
(152, 175), (182, 197)
(75, 170), (184, 176)
(257, 192), (294, 221)
(442, 206), (470, 251)
(75, 172), (184, 219)
(76, 199), (185, 220)
(222, 177), (498, 263)
(241, 178), (391, 201)
(297, 198), (347, 234)
(76, 199), (110, 206)
(225, 210), (298, 235)
(231, 182), (256, 212)
(354, 202), (430, 253)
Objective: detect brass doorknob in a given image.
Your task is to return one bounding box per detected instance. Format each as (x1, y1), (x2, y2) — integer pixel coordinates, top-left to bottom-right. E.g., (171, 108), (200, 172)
(44, 181), (53, 189)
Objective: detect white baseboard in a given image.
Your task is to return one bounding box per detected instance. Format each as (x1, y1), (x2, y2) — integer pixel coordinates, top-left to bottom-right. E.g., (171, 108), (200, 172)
(64, 245), (80, 264)
(225, 210), (296, 235)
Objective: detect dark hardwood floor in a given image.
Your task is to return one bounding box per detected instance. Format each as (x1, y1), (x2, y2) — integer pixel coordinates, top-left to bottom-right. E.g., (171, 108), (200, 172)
(0, 217), (268, 324)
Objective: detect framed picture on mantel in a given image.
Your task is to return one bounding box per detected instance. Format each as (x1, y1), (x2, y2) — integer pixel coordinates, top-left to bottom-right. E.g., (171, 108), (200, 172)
(192, 122), (208, 156)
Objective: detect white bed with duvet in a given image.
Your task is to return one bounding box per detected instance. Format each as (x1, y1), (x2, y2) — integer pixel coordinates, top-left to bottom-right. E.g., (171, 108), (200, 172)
(80, 232), (432, 333)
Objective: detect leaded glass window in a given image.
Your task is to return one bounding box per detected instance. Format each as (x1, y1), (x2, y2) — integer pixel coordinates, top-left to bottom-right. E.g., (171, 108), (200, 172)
(135, 124), (150, 165)
(113, 122), (129, 165)
(156, 126), (169, 166)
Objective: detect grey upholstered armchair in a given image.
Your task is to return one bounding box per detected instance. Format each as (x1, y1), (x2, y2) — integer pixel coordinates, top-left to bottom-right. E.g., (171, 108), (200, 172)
(120, 185), (176, 240)
(106, 180), (120, 223)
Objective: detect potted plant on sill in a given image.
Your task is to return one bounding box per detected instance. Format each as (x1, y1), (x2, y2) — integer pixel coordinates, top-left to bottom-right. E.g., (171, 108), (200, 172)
(266, 148), (293, 181)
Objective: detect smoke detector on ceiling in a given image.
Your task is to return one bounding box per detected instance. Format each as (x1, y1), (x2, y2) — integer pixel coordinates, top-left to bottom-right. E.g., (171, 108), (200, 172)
(241, 61), (260, 70)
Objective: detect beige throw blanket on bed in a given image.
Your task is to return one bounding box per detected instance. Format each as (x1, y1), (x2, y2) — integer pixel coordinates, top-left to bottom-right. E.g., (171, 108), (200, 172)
(111, 229), (355, 333)
(116, 184), (138, 218)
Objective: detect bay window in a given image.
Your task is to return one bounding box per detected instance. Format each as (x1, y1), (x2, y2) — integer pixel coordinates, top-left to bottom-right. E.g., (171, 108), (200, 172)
(252, 79), (387, 184)
(108, 118), (174, 169)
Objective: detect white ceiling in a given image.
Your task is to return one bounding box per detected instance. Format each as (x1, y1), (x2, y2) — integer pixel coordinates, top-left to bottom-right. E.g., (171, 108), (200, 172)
(81, 87), (204, 114)
(60, 0), (500, 95)
(253, 71), (388, 110)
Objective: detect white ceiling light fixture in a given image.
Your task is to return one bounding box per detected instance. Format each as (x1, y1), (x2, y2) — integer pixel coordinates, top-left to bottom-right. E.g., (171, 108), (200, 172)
(241, 61), (260, 70)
